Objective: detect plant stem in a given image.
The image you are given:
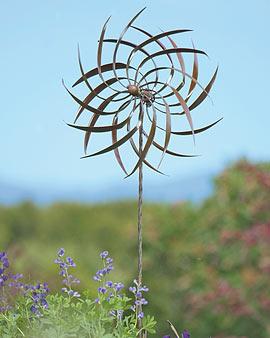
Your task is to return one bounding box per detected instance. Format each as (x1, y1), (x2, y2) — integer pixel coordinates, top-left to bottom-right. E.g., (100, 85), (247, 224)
(137, 103), (144, 336)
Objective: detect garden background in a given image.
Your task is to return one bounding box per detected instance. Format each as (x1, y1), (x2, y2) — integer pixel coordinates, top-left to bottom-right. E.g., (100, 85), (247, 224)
(1, 1), (270, 337)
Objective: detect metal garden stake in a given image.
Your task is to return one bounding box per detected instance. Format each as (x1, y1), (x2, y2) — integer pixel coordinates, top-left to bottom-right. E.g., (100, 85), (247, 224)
(64, 7), (220, 335)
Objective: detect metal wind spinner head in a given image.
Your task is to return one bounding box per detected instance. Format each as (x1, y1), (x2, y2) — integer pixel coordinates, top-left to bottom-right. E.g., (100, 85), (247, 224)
(64, 7), (221, 178)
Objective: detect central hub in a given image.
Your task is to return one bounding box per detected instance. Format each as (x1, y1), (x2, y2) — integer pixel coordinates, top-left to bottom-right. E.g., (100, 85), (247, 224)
(127, 85), (140, 97)
(127, 85), (155, 107)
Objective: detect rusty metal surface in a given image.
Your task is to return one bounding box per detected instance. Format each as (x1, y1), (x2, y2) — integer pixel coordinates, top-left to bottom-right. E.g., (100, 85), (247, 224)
(65, 8), (221, 177)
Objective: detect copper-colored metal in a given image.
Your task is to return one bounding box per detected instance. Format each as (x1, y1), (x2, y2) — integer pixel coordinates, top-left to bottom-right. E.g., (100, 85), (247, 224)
(127, 84), (140, 97)
(65, 9), (221, 336)
(65, 10), (220, 173)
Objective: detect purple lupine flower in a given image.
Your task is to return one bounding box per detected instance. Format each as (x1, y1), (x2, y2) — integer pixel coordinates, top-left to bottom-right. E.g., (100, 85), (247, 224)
(66, 257), (76, 267)
(30, 304), (38, 314)
(0, 252), (9, 287)
(114, 282), (124, 292)
(67, 290), (80, 297)
(138, 311), (144, 319)
(98, 287), (107, 294)
(182, 329), (190, 338)
(95, 269), (104, 277)
(11, 273), (23, 281)
(139, 285), (149, 292)
(40, 298), (48, 308)
(117, 309), (123, 320)
(140, 298), (148, 305)
(58, 248), (65, 257)
(100, 251), (109, 259)
(59, 269), (65, 276)
(8, 275), (24, 289)
(163, 336), (171, 338)
(55, 248), (80, 298)
(0, 277), (5, 287)
(59, 262), (68, 269)
(43, 282), (49, 292)
(129, 280), (149, 316)
(92, 251), (115, 291)
(106, 281), (113, 288)
(105, 265), (114, 273)
(106, 291), (114, 302)
(0, 251), (25, 306)
(2, 259), (9, 269)
(129, 286), (136, 293)
(106, 257), (113, 264)
(130, 305), (135, 312)
(24, 282), (49, 317)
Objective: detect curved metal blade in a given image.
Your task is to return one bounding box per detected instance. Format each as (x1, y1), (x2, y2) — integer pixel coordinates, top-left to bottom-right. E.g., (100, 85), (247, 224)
(127, 28), (192, 75)
(188, 66), (218, 112)
(62, 79), (130, 122)
(130, 25), (175, 91)
(156, 97), (171, 168)
(83, 93), (119, 153)
(103, 38), (159, 88)
(167, 35), (185, 91)
(186, 41), (198, 102)
(152, 117), (223, 135)
(158, 66), (218, 109)
(171, 118), (223, 135)
(139, 68), (210, 104)
(73, 77), (120, 122)
(97, 16), (123, 93)
(77, 45), (92, 92)
(143, 131), (199, 157)
(76, 47), (130, 104)
(143, 130), (197, 158)
(73, 62), (127, 87)
(67, 114), (131, 132)
(125, 102), (157, 178)
(135, 47), (206, 91)
(83, 115), (99, 154)
(129, 136), (165, 175)
(112, 115), (129, 175)
(151, 33), (187, 99)
(126, 103), (164, 175)
(112, 7), (146, 88)
(103, 39), (150, 57)
(81, 121), (141, 159)
(169, 85), (195, 144)
(133, 29), (192, 50)
(139, 47), (206, 70)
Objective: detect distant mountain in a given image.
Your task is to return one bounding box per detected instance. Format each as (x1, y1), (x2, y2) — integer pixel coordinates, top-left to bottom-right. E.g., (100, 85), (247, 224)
(0, 181), (36, 204)
(0, 173), (214, 205)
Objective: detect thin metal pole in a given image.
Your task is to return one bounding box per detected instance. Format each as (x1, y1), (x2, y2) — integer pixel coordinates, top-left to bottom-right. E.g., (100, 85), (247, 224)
(138, 144), (143, 285)
(137, 103), (144, 336)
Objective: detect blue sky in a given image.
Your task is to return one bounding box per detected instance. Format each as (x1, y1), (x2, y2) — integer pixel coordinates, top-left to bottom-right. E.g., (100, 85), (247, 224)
(1, 0), (269, 193)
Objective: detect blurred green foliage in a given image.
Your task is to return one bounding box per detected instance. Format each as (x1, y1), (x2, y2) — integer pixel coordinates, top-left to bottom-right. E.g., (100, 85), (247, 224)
(1, 159), (270, 337)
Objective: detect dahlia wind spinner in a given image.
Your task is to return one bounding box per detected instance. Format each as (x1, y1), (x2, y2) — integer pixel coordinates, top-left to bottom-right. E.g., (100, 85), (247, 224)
(64, 7), (221, 176)
(65, 7), (220, 335)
